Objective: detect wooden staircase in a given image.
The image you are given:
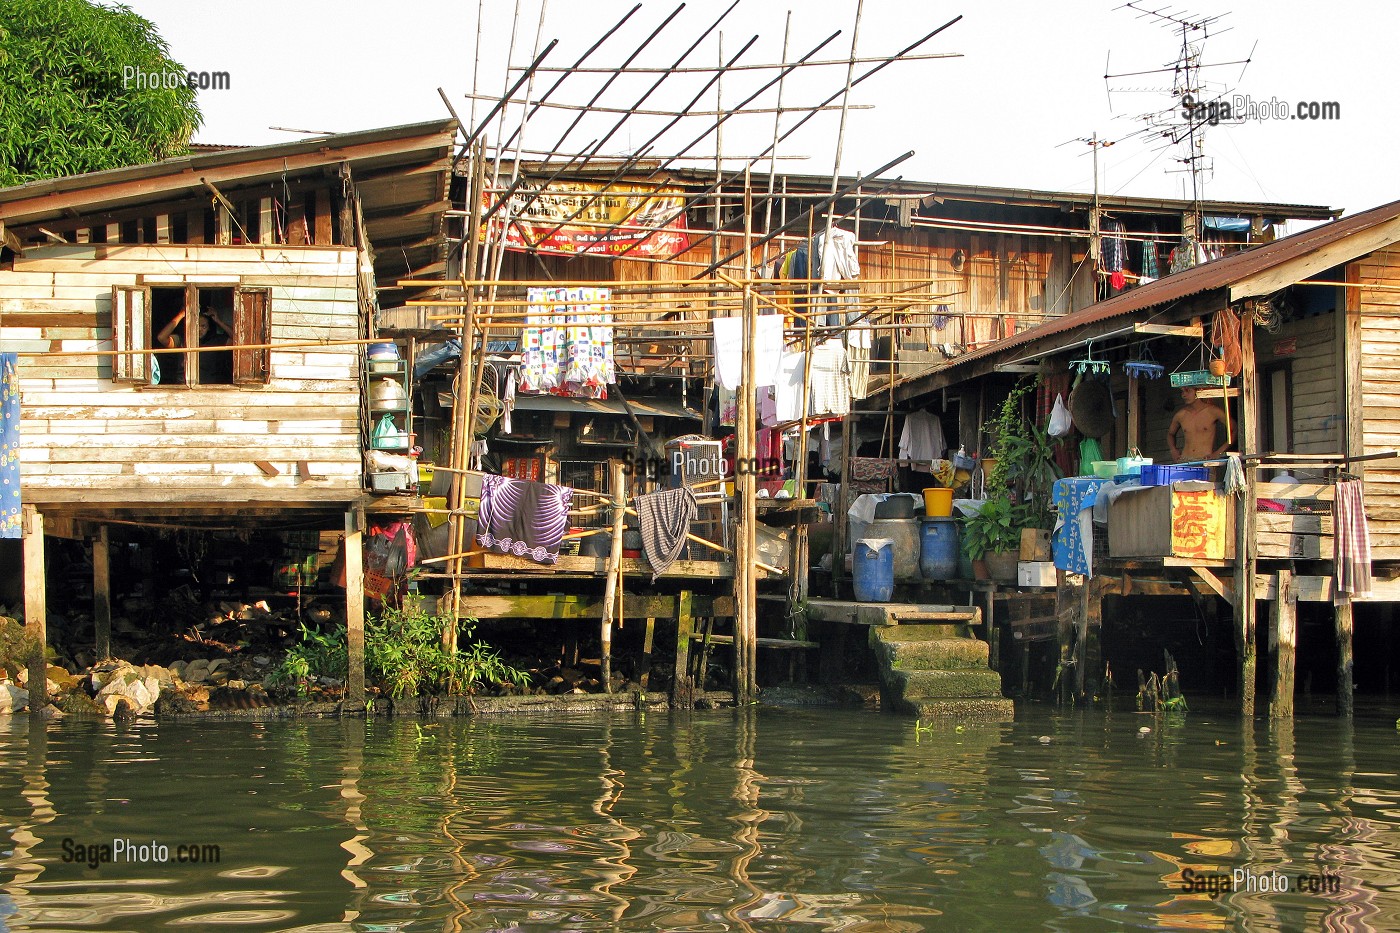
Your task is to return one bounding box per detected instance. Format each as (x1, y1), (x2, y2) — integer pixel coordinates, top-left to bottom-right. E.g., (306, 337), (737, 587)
(868, 606), (1013, 720)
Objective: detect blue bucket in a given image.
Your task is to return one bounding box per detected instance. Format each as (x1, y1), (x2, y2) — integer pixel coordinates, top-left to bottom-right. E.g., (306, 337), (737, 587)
(853, 538), (895, 603)
(919, 517), (960, 580)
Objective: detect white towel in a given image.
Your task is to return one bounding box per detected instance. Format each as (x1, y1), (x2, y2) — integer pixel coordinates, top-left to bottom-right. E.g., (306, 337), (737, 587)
(808, 339), (851, 416)
(774, 350), (807, 422)
(712, 314), (783, 390)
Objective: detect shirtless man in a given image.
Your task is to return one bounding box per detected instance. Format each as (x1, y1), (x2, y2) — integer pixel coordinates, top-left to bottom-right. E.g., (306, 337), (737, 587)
(1167, 387), (1228, 462)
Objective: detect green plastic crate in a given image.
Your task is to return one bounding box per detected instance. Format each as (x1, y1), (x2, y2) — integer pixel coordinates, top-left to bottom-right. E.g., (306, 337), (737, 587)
(1169, 370), (1230, 388)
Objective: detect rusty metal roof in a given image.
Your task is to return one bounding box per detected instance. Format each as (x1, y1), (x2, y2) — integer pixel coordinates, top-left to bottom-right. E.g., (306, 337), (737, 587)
(903, 197), (1400, 391)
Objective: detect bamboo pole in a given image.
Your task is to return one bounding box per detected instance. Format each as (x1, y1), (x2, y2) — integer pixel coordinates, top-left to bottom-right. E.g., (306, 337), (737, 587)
(600, 460), (626, 694)
(736, 168), (759, 704)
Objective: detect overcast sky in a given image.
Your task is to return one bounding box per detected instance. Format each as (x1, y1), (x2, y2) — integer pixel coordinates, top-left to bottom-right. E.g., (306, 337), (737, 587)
(124, 0), (1396, 225)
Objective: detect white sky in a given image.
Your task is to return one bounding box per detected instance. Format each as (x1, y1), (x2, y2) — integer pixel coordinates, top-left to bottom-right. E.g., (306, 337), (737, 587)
(123, 0), (1396, 223)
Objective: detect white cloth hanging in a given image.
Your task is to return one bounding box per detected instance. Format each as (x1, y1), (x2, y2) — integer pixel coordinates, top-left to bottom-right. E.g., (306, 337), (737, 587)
(898, 410), (946, 469)
(814, 227), (860, 280)
(808, 339), (851, 416)
(712, 314), (784, 390)
(774, 349), (807, 422)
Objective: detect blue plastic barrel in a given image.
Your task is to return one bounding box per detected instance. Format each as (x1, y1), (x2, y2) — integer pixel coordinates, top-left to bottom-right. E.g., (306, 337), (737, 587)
(853, 538), (895, 603)
(919, 517), (960, 580)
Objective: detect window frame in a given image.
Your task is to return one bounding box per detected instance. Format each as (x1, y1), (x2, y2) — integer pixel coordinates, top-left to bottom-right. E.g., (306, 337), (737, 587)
(110, 281), (272, 387)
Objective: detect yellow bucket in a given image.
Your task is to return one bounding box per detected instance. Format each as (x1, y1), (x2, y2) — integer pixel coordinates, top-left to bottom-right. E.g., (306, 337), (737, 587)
(923, 487), (954, 517)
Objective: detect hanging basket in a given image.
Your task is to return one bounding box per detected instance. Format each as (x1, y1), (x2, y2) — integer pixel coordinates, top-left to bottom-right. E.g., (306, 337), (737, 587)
(1169, 370), (1230, 388)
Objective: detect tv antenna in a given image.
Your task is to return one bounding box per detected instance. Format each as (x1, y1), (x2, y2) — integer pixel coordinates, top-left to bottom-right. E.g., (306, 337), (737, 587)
(1103, 3), (1256, 246)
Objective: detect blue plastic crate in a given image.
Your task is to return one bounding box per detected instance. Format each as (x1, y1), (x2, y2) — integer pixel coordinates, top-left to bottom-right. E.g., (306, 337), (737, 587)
(1140, 464), (1209, 486)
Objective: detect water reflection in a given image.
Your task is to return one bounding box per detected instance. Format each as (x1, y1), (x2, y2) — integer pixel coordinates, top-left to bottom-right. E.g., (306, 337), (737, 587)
(1, 706), (1398, 930)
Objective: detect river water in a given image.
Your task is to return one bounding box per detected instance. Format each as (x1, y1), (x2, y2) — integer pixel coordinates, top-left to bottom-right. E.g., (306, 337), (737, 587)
(0, 704), (1397, 931)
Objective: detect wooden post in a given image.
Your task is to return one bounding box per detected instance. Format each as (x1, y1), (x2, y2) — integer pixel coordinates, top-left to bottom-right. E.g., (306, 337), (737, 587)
(1336, 602), (1354, 717)
(1127, 375), (1141, 452)
(1055, 569), (1075, 705)
(214, 203), (231, 246)
(832, 414), (854, 598)
(638, 617), (656, 691)
(1270, 569), (1295, 719)
(730, 170), (758, 705)
(600, 461), (626, 694)
(21, 506), (47, 709)
(1235, 308), (1260, 717)
(344, 510), (366, 708)
(1337, 263), (1362, 718)
(672, 589), (696, 708)
(984, 587), (999, 672)
(1084, 578), (1103, 700)
(186, 209), (205, 245)
(92, 525), (111, 660)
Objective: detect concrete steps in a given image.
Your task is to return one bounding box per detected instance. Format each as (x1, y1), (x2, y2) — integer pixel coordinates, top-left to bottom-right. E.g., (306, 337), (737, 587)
(870, 615), (1012, 721)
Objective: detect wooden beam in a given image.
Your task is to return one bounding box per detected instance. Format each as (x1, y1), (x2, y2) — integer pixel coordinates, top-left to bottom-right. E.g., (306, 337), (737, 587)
(287, 201), (308, 246)
(1191, 566), (1235, 606)
(0, 220), (23, 253)
(1270, 569), (1295, 720)
(258, 197), (274, 245)
(22, 505), (48, 710)
(1344, 261), (1365, 468)
(93, 525), (111, 660)
(1336, 601), (1354, 717)
(186, 208), (205, 245)
(343, 510), (365, 709)
(638, 617), (656, 691)
(314, 189), (333, 246)
(1133, 323), (1203, 338)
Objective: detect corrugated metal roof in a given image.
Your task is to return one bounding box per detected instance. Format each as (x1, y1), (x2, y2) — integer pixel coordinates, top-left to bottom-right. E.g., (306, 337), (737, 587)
(905, 197), (1400, 388)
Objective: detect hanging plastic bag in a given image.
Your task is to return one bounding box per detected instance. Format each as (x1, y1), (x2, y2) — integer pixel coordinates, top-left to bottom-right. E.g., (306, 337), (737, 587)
(1047, 393), (1072, 437)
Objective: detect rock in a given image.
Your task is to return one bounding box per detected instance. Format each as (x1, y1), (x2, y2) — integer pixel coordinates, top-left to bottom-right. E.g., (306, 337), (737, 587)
(0, 684), (29, 714)
(206, 659), (229, 673)
(141, 665), (176, 688)
(55, 692), (106, 716)
(252, 655), (271, 668)
(95, 670), (160, 716)
(226, 679), (247, 690)
(169, 660), (187, 677)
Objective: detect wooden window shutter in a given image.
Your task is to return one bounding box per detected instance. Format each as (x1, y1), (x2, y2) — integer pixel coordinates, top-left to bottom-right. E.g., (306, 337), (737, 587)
(110, 285), (151, 383)
(233, 287), (271, 384)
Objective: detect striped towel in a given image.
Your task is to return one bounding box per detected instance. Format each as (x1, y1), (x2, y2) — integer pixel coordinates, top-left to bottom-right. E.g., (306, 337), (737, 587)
(636, 486), (698, 580)
(1334, 479), (1373, 602)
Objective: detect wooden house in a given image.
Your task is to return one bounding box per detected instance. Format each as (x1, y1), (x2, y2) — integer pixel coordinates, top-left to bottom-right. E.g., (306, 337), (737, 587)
(895, 197), (1400, 718)
(0, 120), (458, 700)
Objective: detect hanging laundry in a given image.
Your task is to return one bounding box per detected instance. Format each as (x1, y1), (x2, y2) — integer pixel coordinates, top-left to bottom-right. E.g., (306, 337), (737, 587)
(758, 386), (778, 427)
(636, 485), (698, 580)
(808, 339), (851, 416)
(712, 314), (784, 390)
(898, 410), (946, 470)
(0, 354), (20, 540)
(715, 384), (738, 427)
(847, 457), (894, 495)
(1141, 223), (1162, 279)
(1109, 269), (1127, 291)
(520, 287), (615, 398)
(756, 427), (785, 479)
(773, 350), (807, 423)
(814, 227), (860, 280)
(1334, 479), (1374, 602)
(846, 322), (872, 399)
(476, 473), (574, 565)
(1100, 218), (1127, 273)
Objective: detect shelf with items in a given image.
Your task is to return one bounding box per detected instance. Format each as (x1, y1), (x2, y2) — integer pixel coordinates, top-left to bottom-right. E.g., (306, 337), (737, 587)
(362, 344), (415, 492)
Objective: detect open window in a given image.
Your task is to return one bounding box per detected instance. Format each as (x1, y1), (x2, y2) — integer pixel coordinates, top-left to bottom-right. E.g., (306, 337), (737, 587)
(111, 284), (271, 386)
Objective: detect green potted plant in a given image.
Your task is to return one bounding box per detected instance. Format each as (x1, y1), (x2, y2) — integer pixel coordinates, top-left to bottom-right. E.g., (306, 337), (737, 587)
(959, 493), (1022, 582)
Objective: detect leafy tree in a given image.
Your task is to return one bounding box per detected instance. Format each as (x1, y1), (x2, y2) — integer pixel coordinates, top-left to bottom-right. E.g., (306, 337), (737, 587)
(0, 0), (201, 187)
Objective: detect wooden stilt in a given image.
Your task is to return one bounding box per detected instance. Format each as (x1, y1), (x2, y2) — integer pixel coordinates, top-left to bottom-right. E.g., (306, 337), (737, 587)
(1055, 569), (1074, 705)
(1236, 310), (1260, 717)
(600, 461), (626, 694)
(1270, 570), (1295, 719)
(984, 587), (999, 671)
(92, 525), (111, 661)
(344, 510), (366, 708)
(638, 617), (656, 691)
(1084, 579), (1103, 700)
(1336, 600), (1354, 717)
(1075, 580), (1090, 700)
(672, 590), (696, 708)
(21, 506), (47, 709)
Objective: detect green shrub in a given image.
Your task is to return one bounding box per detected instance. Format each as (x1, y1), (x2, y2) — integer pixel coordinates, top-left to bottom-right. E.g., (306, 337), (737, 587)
(271, 597), (530, 699)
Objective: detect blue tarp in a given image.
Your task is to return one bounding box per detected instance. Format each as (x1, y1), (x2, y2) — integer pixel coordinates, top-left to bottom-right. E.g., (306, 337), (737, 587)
(1052, 477), (1105, 575)
(1, 353), (19, 538)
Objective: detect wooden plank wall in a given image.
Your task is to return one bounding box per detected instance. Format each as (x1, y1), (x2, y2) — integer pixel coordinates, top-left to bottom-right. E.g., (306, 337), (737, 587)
(1355, 246), (1400, 557)
(1260, 309), (1338, 457)
(1, 244), (363, 505)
